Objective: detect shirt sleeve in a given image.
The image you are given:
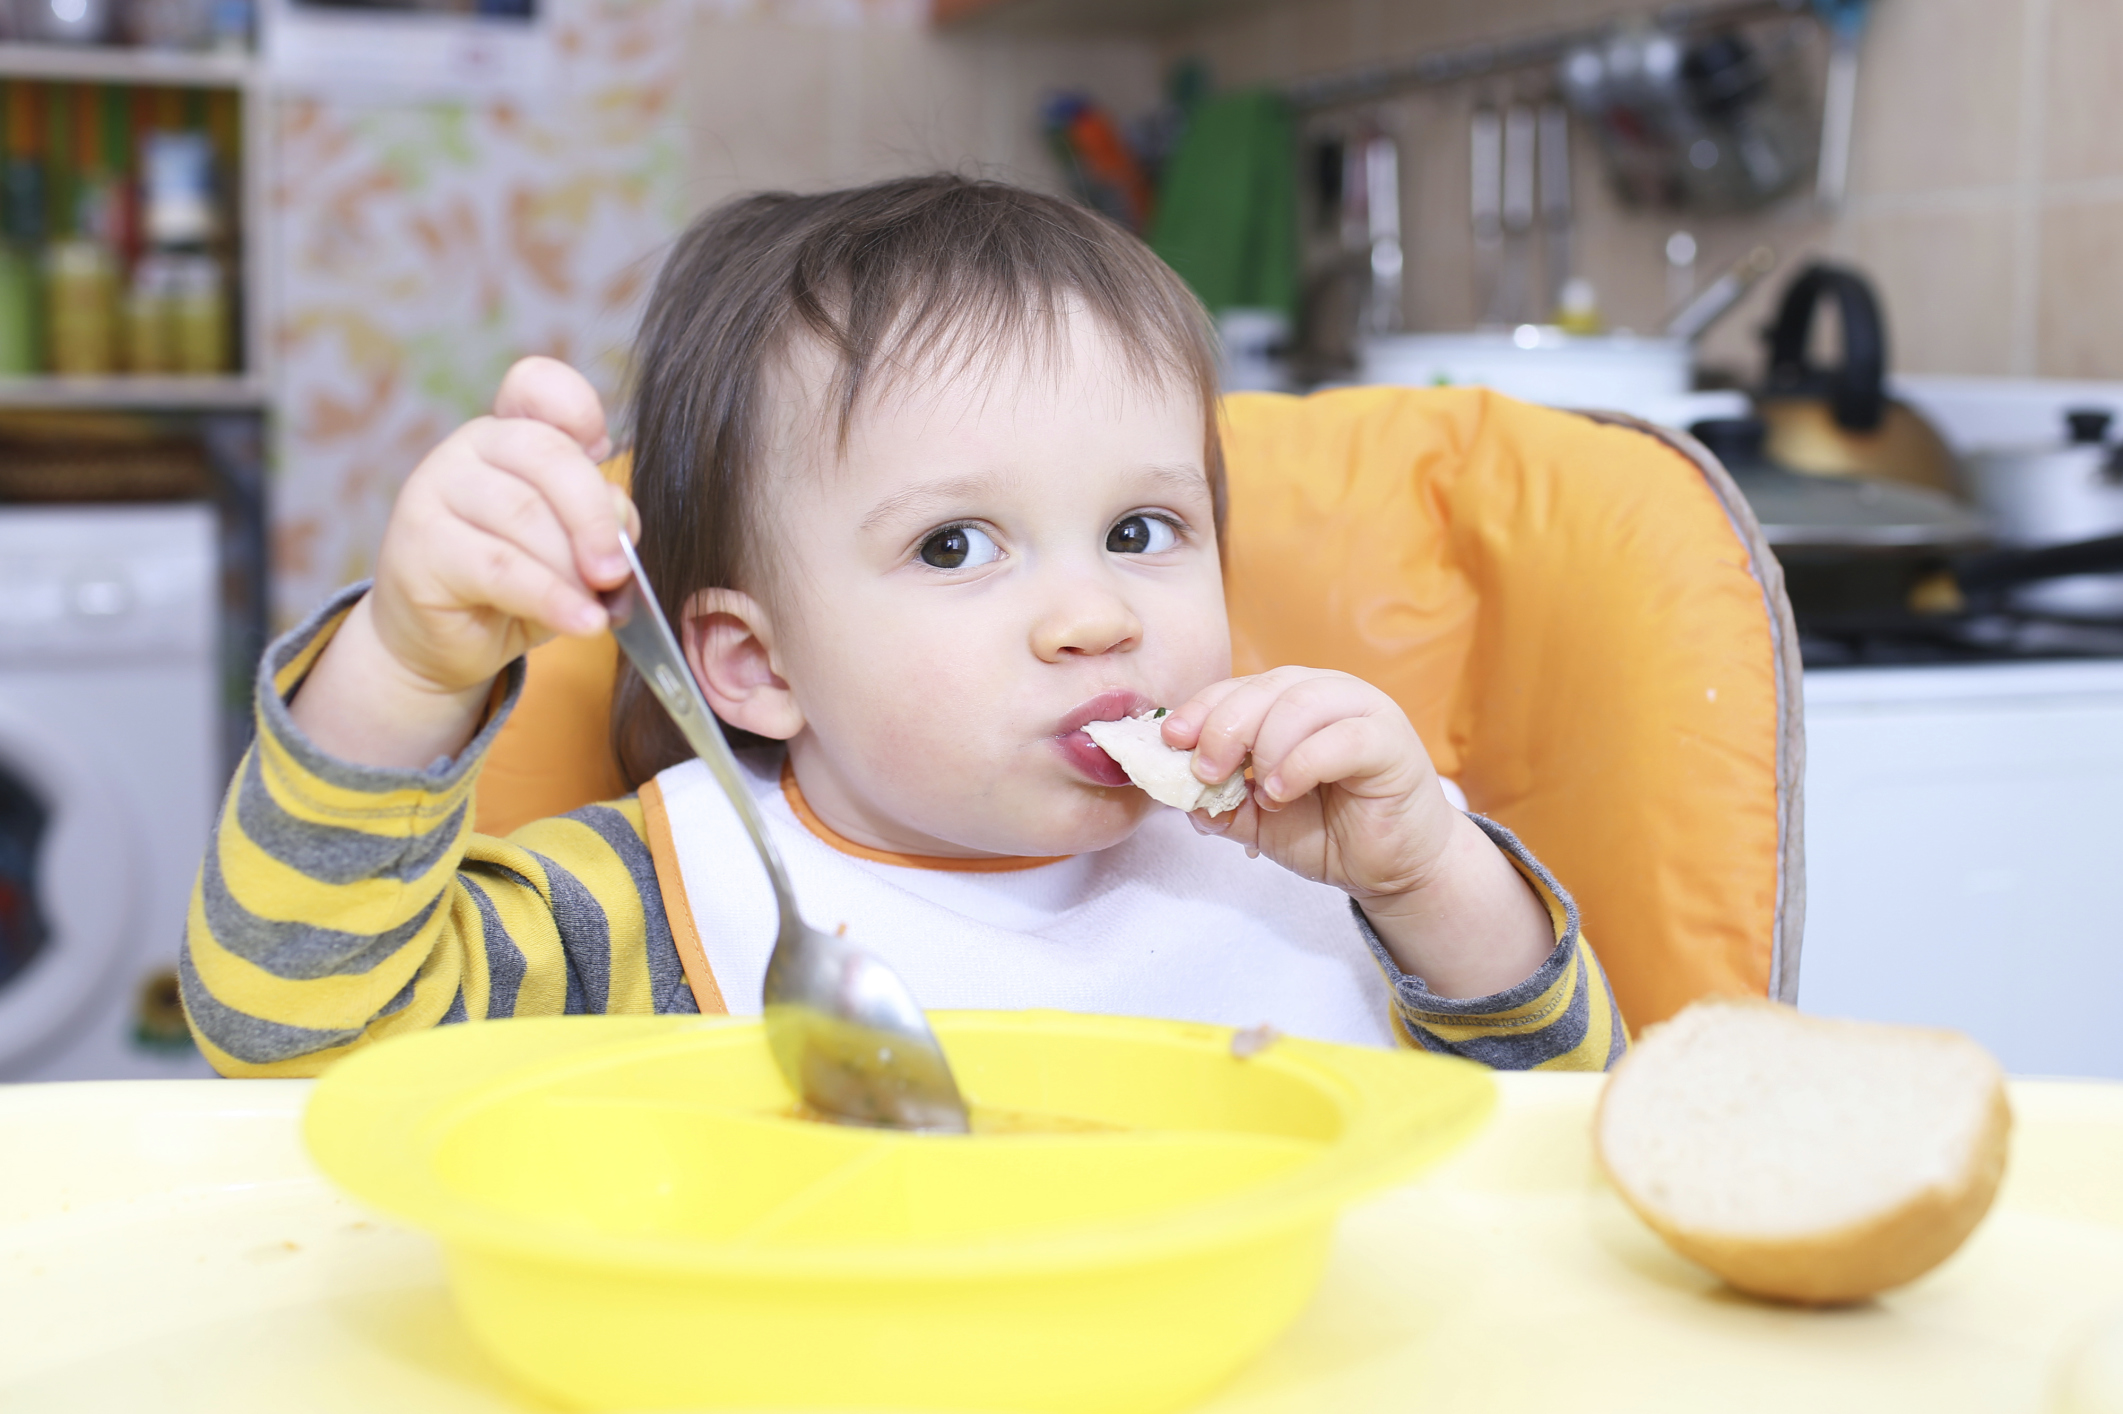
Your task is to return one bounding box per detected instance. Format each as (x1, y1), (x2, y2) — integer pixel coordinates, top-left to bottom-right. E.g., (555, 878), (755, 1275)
(179, 584), (697, 1079)
(1353, 814), (1629, 1072)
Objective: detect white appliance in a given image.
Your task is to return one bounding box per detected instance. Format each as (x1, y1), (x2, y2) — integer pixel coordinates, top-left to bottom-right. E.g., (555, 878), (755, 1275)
(0, 505), (220, 1081)
(1800, 660), (2123, 1079)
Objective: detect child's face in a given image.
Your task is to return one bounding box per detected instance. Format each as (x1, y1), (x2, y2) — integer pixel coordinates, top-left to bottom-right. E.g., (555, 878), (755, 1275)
(722, 308), (1230, 859)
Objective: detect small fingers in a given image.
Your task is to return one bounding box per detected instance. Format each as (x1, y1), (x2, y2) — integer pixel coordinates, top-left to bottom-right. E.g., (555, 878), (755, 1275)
(1256, 716), (1399, 805)
(492, 356), (612, 461)
(611, 483), (641, 543)
(435, 455), (580, 585)
(1184, 667), (1319, 781)
(1189, 792), (1263, 855)
(1159, 676), (1248, 750)
(1245, 676), (1403, 799)
(469, 417), (630, 590)
(432, 520), (608, 638)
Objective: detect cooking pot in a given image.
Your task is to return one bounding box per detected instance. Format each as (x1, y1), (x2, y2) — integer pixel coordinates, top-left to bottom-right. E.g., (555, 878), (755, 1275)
(1359, 326), (1747, 427)
(1963, 408), (2123, 617)
(1756, 263), (1965, 498)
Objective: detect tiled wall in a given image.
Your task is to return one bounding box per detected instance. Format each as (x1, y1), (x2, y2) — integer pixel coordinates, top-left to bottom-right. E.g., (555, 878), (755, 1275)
(1161, 0), (2123, 385)
(1834, 0), (2121, 380)
(681, 14), (1158, 208)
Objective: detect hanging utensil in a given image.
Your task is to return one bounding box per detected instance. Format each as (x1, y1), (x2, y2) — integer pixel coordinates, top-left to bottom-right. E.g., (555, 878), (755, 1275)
(601, 537), (971, 1134)
(1812, 0), (1870, 207)
(1537, 101), (1573, 320)
(1470, 103), (1504, 324)
(1498, 103), (1538, 326)
(1360, 127), (1404, 335)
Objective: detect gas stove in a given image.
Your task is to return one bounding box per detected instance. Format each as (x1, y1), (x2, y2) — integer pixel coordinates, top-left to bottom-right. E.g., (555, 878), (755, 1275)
(1798, 610), (2123, 668)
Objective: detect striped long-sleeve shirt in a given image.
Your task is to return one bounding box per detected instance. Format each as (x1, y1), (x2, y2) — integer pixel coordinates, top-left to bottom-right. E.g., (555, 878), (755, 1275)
(182, 590), (1629, 1077)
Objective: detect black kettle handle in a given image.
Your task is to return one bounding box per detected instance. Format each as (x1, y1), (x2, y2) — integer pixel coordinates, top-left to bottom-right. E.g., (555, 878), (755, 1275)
(1764, 263), (1889, 432)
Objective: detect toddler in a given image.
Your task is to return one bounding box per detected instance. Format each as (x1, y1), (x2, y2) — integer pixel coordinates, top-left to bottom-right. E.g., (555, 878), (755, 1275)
(183, 175), (1625, 1075)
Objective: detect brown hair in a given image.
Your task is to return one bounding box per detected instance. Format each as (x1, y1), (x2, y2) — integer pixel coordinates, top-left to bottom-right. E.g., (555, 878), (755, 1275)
(613, 174), (1226, 787)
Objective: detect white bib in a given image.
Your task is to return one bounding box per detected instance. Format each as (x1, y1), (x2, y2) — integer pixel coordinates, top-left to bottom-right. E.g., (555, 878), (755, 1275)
(652, 752), (1399, 1048)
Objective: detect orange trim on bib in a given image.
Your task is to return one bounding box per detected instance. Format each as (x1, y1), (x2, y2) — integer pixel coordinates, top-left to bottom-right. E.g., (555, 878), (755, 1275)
(779, 760), (1070, 873)
(639, 777), (727, 1015)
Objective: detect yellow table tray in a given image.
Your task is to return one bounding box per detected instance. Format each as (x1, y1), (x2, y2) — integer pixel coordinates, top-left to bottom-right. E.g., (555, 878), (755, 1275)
(4, 1071), (2120, 1412)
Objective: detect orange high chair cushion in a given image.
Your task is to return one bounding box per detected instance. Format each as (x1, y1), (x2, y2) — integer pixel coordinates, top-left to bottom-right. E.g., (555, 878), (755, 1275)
(472, 388), (1802, 1031)
(1219, 388), (1799, 1030)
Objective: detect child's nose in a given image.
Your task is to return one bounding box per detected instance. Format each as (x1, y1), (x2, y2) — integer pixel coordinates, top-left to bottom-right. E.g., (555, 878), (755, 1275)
(1030, 584), (1141, 661)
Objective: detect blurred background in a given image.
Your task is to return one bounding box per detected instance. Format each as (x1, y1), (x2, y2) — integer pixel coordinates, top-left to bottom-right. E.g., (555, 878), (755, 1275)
(4, 0), (2122, 1082)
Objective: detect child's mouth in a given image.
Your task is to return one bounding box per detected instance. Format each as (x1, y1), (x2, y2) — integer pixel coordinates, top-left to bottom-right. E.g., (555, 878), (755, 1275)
(1054, 689), (1152, 788)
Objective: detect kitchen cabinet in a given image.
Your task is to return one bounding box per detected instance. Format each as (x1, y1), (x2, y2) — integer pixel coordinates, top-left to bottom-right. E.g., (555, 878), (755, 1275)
(1800, 659), (2123, 1079)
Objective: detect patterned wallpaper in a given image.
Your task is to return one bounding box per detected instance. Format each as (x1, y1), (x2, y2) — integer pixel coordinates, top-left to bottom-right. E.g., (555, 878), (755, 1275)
(270, 0), (917, 623)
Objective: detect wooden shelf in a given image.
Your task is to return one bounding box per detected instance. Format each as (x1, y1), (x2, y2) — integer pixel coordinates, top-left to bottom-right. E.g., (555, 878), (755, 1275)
(0, 375), (269, 409)
(0, 41), (257, 87)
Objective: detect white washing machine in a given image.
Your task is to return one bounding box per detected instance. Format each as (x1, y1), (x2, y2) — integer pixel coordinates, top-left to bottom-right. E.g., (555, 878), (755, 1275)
(0, 504), (221, 1081)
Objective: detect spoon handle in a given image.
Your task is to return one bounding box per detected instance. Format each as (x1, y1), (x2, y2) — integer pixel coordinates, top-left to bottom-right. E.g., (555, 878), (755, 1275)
(602, 536), (803, 938)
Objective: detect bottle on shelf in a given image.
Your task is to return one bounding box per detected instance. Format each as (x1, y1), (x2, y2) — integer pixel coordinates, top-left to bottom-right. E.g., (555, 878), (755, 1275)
(0, 76), (240, 382)
(46, 83), (127, 376)
(132, 126), (225, 375)
(46, 236), (117, 374)
(0, 86), (42, 375)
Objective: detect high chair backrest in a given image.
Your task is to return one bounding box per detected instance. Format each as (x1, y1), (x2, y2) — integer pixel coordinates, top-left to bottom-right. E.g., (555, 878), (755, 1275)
(473, 386), (1803, 1033)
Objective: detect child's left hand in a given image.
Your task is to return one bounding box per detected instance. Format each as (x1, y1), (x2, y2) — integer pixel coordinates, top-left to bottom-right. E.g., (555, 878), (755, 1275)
(1160, 666), (1454, 902)
(1160, 666), (1554, 997)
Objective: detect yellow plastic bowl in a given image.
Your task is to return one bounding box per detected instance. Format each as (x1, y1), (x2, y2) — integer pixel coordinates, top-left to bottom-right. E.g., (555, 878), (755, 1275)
(305, 1011), (1494, 1413)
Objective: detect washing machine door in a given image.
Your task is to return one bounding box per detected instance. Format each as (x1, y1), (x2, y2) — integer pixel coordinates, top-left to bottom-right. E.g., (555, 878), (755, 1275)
(0, 701), (142, 1075)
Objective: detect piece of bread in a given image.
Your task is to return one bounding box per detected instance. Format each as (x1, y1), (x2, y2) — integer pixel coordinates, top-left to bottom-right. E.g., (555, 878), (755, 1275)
(1080, 712), (1248, 816)
(1596, 997), (2011, 1306)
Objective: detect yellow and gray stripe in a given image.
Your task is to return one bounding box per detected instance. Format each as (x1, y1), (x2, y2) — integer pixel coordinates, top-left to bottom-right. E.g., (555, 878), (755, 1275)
(180, 586), (695, 1078)
(1358, 814), (1628, 1071)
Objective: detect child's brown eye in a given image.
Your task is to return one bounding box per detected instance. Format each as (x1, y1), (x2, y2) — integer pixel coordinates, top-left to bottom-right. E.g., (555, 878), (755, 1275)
(1106, 514), (1177, 555)
(918, 524), (999, 570)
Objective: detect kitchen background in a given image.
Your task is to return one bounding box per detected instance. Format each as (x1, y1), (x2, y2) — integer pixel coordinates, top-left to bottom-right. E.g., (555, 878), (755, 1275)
(4, 0), (2122, 1081)
(276, 0), (2123, 610)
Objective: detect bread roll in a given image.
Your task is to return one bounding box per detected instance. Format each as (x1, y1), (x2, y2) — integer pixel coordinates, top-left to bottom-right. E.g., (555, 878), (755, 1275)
(1596, 997), (2010, 1306)
(1080, 712), (1247, 815)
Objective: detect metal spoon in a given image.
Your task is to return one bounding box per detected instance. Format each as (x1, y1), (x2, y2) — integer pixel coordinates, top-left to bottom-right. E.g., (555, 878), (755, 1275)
(600, 537), (970, 1133)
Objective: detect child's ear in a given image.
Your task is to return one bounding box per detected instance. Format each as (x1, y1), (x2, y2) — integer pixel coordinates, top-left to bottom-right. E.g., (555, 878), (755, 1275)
(679, 588), (804, 741)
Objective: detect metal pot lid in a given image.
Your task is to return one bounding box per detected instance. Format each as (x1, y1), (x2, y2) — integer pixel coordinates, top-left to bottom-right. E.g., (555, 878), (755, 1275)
(1731, 464), (1990, 549)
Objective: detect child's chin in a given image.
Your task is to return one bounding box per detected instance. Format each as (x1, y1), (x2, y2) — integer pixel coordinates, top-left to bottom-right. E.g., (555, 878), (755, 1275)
(1012, 789), (1154, 858)
(939, 787), (1148, 860)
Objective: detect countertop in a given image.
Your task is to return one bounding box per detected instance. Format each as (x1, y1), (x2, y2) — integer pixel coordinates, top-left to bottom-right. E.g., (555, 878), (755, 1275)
(3, 1072), (2121, 1412)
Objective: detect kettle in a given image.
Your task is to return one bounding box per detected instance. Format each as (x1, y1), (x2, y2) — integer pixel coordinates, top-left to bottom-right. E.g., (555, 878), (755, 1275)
(1755, 263), (1965, 498)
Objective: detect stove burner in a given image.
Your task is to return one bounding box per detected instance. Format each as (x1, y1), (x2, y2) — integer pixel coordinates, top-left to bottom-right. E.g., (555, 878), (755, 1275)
(1799, 611), (2123, 667)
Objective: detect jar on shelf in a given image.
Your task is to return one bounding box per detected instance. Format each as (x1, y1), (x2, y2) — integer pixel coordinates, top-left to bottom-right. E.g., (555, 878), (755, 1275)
(46, 236), (118, 376)
(123, 249), (173, 374)
(169, 250), (224, 374)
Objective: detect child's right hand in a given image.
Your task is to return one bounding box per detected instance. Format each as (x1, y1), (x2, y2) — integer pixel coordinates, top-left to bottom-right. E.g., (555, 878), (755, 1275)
(367, 355), (635, 695)
(289, 357), (638, 770)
